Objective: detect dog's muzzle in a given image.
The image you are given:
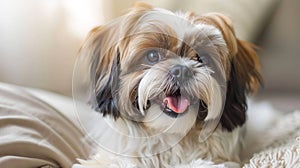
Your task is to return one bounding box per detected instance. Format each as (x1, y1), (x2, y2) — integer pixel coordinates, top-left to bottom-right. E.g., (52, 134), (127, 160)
(159, 64), (194, 118)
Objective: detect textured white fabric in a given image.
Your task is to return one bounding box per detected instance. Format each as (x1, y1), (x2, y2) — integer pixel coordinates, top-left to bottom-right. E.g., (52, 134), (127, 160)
(243, 111), (300, 168)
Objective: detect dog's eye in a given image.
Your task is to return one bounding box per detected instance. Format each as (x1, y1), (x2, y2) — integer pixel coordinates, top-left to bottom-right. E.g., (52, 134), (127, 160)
(197, 53), (210, 65)
(146, 50), (161, 64)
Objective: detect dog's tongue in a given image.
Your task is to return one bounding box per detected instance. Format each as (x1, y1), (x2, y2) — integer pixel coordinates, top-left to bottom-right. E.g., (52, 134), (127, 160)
(163, 96), (190, 113)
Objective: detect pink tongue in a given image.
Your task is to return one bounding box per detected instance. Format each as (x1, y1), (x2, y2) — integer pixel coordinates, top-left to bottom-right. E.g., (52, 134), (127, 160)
(163, 96), (190, 113)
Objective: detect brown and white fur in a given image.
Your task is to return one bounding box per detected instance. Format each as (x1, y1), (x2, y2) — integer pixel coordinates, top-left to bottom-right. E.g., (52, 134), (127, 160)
(74, 2), (262, 168)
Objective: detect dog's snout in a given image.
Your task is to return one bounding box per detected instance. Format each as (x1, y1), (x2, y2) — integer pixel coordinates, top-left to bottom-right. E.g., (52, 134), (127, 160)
(170, 65), (192, 81)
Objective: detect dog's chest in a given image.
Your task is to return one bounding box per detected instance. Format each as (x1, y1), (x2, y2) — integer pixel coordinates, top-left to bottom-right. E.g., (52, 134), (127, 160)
(137, 127), (243, 167)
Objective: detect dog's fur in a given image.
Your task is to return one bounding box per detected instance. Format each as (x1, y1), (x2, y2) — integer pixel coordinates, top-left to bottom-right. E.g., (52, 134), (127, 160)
(76, 2), (262, 167)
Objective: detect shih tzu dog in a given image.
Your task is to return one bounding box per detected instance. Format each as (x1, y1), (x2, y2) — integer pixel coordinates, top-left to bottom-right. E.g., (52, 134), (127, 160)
(75, 2), (262, 168)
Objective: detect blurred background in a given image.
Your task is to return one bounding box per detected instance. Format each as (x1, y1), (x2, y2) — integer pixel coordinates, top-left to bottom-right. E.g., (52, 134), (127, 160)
(0, 0), (299, 111)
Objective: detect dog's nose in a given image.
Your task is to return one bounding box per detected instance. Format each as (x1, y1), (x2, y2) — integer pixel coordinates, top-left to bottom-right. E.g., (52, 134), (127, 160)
(170, 65), (193, 81)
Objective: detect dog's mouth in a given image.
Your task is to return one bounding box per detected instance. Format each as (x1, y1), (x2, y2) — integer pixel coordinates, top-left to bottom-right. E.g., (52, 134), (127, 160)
(160, 89), (193, 118)
(133, 86), (204, 119)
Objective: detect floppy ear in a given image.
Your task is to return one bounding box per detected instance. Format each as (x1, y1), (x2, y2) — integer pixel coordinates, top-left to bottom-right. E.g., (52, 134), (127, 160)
(200, 13), (262, 131)
(221, 39), (262, 131)
(79, 24), (121, 119)
(78, 3), (154, 119)
(94, 48), (120, 119)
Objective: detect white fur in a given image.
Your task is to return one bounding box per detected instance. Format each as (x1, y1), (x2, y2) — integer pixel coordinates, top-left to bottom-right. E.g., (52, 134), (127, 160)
(74, 6), (242, 168)
(74, 107), (244, 167)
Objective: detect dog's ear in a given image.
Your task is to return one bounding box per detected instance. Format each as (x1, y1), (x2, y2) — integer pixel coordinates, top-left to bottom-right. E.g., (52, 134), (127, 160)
(79, 23), (121, 119)
(93, 46), (120, 119)
(199, 13), (262, 131)
(221, 39), (262, 131)
(78, 4), (154, 119)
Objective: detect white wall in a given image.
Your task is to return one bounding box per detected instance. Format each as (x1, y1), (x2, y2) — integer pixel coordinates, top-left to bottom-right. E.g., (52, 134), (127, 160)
(0, 0), (106, 95)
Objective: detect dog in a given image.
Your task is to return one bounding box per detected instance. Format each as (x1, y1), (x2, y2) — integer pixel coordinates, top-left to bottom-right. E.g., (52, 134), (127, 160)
(74, 2), (262, 168)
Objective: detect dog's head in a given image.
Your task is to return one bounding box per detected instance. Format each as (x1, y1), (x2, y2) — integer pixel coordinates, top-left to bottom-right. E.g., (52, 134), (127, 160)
(80, 2), (262, 135)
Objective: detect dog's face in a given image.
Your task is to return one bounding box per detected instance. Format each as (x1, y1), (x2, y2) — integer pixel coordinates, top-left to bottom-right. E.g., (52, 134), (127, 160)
(81, 2), (262, 135)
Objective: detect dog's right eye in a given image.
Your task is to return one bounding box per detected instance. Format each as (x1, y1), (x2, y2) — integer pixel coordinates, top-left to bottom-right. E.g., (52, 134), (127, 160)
(145, 50), (161, 64)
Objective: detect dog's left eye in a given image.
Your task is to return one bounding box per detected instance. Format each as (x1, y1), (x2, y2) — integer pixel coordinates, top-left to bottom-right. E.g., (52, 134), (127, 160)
(197, 53), (210, 65)
(145, 50), (161, 64)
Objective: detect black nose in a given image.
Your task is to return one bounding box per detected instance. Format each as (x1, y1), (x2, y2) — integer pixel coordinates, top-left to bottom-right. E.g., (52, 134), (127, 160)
(170, 65), (193, 81)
